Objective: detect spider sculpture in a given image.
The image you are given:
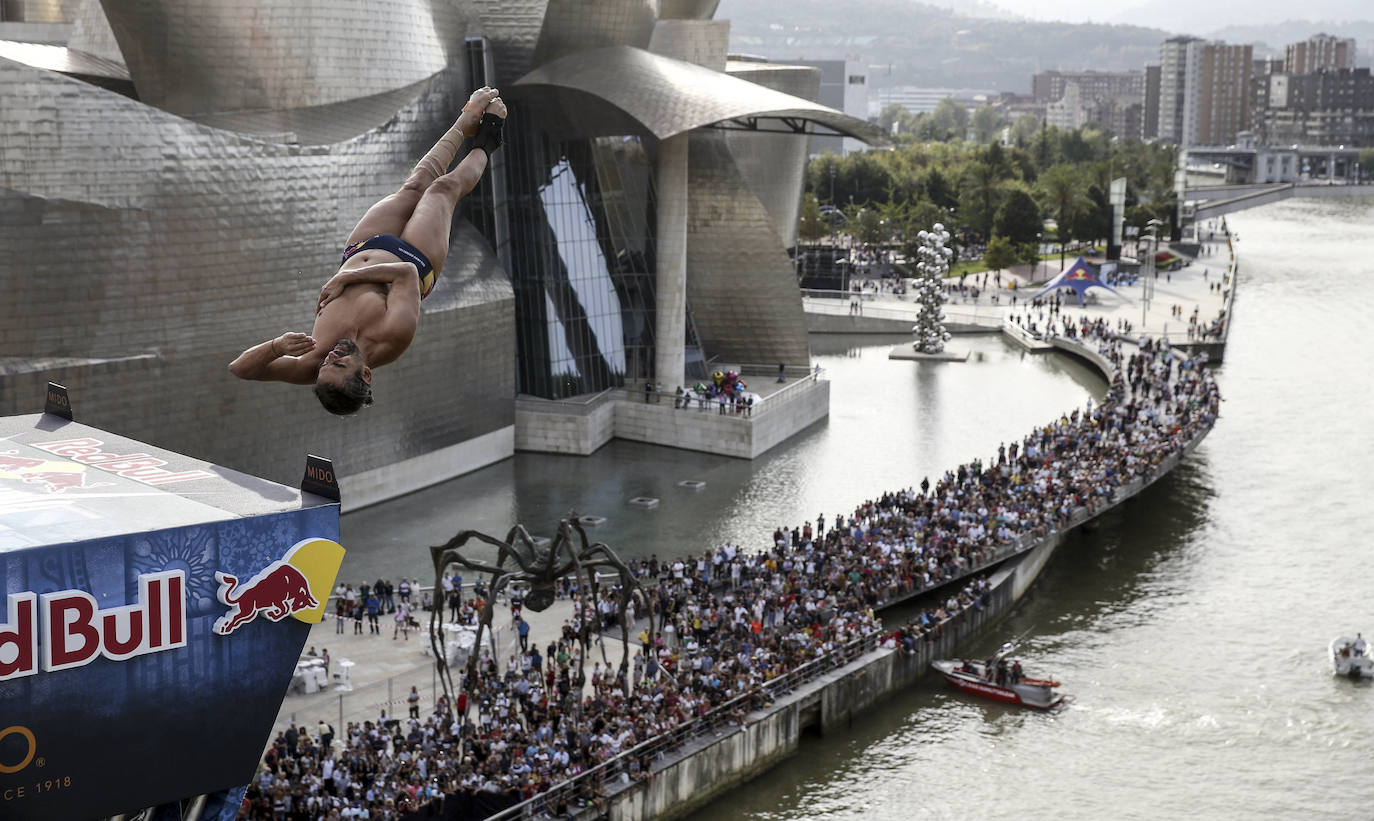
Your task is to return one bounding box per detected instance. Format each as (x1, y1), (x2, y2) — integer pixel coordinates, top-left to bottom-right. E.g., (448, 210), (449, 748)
(428, 513), (652, 715)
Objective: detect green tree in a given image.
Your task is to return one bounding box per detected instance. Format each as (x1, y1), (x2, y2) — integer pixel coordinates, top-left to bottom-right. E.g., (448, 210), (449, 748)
(1038, 163), (1088, 270)
(930, 97), (970, 140)
(983, 235), (1018, 274)
(1360, 148), (1374, 181)
(1010, 114), (1040, 147)
(972, 105), (1002, 143)
(850, 207), (890, 246)
(799, 193), (827, 244)
(878, 103), (921, 137)
(994, 188), (1042, 246)
(923, 168), (957, 210)
(1018, 242), (1044, 282)
(960, 161), (1004, 241)
(1072, 184), (1111, 247)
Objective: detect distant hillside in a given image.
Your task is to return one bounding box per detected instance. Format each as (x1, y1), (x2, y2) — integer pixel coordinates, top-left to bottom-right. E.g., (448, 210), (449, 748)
(1207, 20), (1374, 63)
(717, 0), (1177, 93)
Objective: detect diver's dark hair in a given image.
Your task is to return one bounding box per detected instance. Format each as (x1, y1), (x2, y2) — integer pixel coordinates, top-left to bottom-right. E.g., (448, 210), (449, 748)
(314, 371), (373, 416)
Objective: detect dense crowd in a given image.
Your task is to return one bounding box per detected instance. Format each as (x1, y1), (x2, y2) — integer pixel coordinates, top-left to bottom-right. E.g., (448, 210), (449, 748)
(240, 330), (1220, 820)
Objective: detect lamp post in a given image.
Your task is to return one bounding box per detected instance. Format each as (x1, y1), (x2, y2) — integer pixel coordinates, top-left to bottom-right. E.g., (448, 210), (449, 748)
(1142, 218), (1162, 330)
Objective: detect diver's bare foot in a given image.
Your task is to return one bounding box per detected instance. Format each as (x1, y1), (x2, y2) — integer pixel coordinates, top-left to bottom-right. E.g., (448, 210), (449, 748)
(487, 96), (507, 120)
(459, 87), (499, 136)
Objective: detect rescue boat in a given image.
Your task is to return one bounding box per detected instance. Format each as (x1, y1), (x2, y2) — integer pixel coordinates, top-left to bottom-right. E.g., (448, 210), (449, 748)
(931, 641), (1067, 709)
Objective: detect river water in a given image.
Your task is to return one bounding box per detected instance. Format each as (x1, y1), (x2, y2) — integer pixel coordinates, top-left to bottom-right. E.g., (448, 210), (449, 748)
(341, 198), (1374, 819)
(683, 198), (1374, 820)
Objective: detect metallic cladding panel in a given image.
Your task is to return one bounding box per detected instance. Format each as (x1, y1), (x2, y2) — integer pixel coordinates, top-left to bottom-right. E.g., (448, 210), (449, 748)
(92, 0), (471, 115)
(515, 45), (886, 144)
(11, 0), (79, 22)
(531, 0), (657, 69)
(0, 59), (514, 488)
(658, 0), (719, 20)
(647, 19), (728, 70)
(467, 0), (550, 85)
(685, 131), (810, 367)
(67, 0), (126, 65)
(724, 64), (821, 250)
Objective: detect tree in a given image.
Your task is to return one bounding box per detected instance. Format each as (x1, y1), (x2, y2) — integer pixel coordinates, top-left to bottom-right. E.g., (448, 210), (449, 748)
(972, 105), (1002, 144)
(983, 235), (1018, 274)
(1039, 164), (1088, 270)
(1071, 184), (1111, 247)
(851, 207), (890, 247)
(1010, 114), (1040, 147)
(923, 168), (957, 210)
(799, 193), (827, 244)
(1360, 148), (1374, 181)
(930, 97), (970, 140)
(959, 161), (1005, 242)
(994, 188), (1042, 246)
(878, 103), (921, 137)
(911, 224), (953, 354)
(1018, 243), (1043, 282)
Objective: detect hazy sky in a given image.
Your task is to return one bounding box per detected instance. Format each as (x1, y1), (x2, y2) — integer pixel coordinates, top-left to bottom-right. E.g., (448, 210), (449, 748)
(971, 0), (1372, 27)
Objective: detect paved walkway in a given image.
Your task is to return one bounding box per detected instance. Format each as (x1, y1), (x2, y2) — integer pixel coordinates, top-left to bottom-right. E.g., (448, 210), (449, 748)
(271, 590), (639, 741)
(810, 228), (1235, 344)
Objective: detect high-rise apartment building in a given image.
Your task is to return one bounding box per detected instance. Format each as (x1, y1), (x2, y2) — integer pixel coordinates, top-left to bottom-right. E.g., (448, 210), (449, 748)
(1156, 37), (1252, 147)
(1256, 67), (1374, 147)
(1156, 36), (1199, 145)
(1143, 64), (1161, 139)
(1284, 34), (1356, 74)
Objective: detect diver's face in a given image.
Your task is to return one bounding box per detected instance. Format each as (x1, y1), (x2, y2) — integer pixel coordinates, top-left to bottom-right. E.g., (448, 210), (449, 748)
(316, 339), (369, 387)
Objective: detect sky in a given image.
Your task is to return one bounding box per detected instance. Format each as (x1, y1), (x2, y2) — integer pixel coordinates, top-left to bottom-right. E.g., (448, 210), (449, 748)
(959, 0), (1372, 28)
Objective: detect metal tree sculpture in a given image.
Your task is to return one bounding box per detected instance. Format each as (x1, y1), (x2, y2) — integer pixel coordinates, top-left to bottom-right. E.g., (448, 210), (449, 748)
(428, 513), (651, 719)
(913, 223), (954, 353)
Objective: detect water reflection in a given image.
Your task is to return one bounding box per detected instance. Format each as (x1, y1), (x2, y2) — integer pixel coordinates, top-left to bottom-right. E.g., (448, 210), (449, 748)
(340, 333), (1101, 585)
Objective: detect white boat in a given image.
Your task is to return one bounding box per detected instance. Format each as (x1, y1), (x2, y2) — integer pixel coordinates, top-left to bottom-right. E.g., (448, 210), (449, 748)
(931, 641), (1067, 710)
(1330, 635), (1374, 679)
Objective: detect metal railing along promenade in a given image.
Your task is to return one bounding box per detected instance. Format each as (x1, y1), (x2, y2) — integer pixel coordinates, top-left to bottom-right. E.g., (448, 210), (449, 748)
(801, 288), (1007, 328)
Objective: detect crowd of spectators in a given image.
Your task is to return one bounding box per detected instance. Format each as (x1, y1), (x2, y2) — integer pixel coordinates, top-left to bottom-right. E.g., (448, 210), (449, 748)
(239, 330), (1219, 820)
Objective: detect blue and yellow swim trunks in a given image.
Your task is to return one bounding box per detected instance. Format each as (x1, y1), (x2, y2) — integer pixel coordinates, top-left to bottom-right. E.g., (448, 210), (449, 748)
(341, 234), (437, 299)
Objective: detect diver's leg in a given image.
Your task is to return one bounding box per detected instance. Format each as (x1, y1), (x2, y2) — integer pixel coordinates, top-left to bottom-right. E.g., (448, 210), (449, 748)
(399, 98), (506, 274)
(343, 88), (499, 246)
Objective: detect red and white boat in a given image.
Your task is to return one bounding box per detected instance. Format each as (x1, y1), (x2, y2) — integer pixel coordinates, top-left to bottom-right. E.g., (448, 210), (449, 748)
(931, 641), (1067, 710)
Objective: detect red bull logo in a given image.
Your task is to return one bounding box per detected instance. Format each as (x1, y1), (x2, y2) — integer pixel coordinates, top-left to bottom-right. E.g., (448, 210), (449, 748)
(213, 561), (318, 635)
(0, 450), (114, 494)
(0, 571), (187, 681)
(210, 538), (343, 636)
(29, 438), (214, 486)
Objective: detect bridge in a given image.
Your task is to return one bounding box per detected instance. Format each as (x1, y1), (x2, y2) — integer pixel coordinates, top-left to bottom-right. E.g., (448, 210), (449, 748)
(1183, 181), (1374, 221)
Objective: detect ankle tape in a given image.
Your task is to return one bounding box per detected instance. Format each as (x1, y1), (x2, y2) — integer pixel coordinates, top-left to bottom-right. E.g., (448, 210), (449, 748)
(470, 113), (504, 156)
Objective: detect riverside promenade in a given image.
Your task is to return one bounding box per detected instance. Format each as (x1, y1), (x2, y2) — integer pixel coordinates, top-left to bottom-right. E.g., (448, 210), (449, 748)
(258, 319), (1222, 821)
(805, 220), (1239, 360)
(256, 228), (1232, 820)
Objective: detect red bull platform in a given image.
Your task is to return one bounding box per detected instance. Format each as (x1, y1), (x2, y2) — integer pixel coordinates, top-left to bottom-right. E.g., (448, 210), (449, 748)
(0, 410), (345, 821)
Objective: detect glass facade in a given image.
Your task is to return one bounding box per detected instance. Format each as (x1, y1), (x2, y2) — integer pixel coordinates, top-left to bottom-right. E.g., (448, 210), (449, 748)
(494, 105), (662, 398)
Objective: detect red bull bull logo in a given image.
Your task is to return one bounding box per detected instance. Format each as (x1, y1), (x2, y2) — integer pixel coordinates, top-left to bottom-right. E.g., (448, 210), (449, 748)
(0, 571), (187, 681)
(211, 538), (342, 635)
(213, 561), (318, 635)
(0, 450), (114, 494)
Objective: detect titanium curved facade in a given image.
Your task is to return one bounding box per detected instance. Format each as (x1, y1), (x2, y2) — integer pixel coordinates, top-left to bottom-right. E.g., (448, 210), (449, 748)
(0, 47), (513, 494)
(2, 0), (878, 495)
(90, 0), (473, 115)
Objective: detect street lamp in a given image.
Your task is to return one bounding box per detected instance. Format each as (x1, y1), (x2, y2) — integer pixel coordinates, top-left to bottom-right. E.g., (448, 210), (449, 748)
(1142, 218), (1163, 330)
